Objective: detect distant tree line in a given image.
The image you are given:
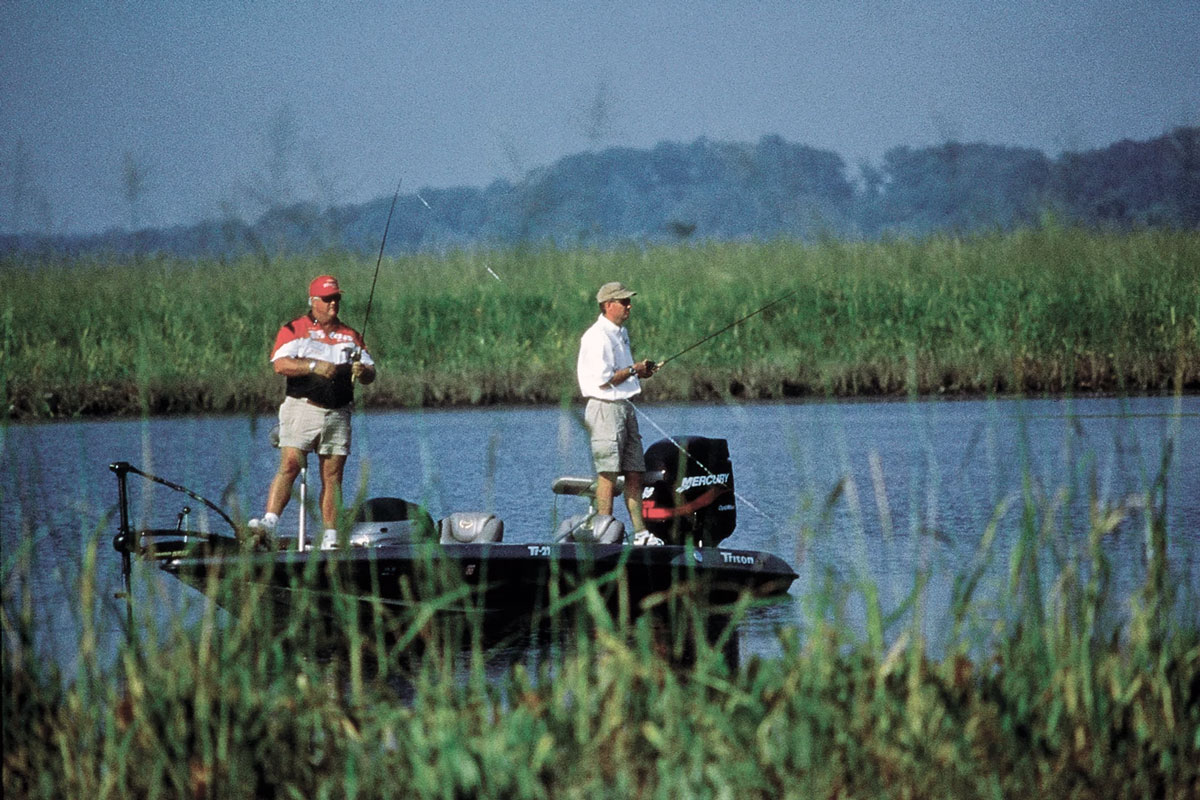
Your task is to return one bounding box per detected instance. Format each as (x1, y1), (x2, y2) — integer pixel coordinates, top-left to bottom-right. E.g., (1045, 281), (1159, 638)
(3, 127), (1196, 258)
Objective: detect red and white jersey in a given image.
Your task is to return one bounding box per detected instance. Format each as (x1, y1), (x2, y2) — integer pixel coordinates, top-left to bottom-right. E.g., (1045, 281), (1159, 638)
(271, 314), (374, 409)
(270, 314), (374, 367)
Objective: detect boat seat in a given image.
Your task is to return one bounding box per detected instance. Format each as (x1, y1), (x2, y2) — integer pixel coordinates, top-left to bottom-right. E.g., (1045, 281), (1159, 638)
(439, 512), (504, 544)
(348, 497), (436, 546)
(554, 513), (625, 544)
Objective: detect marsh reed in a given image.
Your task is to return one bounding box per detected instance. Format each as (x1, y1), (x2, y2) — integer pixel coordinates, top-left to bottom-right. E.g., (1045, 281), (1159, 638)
(3, 226), (1197, 418)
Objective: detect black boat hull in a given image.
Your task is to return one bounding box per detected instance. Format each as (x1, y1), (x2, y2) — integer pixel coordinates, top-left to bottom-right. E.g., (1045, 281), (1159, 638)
(141, 536), (797, 616)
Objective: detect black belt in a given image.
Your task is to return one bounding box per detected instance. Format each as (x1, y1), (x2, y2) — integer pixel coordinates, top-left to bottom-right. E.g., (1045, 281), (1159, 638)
(290, 396), (347, 411)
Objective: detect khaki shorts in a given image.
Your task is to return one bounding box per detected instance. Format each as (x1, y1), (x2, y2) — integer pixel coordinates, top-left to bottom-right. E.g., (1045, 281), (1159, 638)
(585, 398), (645, 474)
(278, 396), (352, 456)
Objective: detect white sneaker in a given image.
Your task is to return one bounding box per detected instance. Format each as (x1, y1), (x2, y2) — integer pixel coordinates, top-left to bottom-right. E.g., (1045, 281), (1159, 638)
(632, 530), (664, 546)
(248, 514), (278, 534)
(320, 529), (339, 550)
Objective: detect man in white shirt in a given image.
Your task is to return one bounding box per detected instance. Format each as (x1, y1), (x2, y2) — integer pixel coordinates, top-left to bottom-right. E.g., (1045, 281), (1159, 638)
(576, 281), (662, 545)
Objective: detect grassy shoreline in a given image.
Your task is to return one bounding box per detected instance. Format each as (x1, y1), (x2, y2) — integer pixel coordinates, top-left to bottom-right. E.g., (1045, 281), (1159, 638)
(4, 227), (1199, 420)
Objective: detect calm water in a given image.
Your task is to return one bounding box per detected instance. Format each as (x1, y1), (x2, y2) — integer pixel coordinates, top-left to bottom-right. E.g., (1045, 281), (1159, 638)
(3, 395), (1197, 670)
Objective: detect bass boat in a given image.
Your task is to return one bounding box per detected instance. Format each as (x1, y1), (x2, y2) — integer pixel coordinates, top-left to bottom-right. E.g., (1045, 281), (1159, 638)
(111, 436), (798, 620)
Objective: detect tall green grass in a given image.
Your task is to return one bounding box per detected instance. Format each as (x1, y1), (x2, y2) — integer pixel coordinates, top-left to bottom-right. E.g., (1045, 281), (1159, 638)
(3, 226), (1198, 418)
(4, 438), (1198, 798)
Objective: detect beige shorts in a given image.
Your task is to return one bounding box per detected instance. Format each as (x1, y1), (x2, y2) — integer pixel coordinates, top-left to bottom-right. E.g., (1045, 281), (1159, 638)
(585, 398), (645, 474)
(278, 396), (352, 456)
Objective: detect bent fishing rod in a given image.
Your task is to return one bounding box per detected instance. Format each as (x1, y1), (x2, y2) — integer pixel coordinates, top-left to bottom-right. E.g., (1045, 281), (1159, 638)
(650, 288), (798, 369)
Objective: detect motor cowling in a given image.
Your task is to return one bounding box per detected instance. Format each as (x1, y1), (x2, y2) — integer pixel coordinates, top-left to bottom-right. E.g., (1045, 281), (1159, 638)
(641, 436), (736, 546)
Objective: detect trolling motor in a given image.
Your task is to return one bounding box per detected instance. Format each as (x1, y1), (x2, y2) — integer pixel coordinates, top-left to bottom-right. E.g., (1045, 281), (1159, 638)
(641, 436), (737, 546)
(109, 461), (240, 625)
(110, 462), (239, 545)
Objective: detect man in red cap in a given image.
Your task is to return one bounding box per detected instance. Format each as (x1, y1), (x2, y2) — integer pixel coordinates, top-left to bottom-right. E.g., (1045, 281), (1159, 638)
(249, 275), (376, 548)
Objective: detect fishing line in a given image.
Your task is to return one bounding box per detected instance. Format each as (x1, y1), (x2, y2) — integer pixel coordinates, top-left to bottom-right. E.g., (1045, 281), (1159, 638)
(627, 289), (798, 525)
(653, 288), (798, 369)
(627, 399), (779, 526)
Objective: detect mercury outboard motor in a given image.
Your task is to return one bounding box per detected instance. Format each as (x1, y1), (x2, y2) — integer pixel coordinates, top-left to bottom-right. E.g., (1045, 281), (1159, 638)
(641, 436), (736, 546)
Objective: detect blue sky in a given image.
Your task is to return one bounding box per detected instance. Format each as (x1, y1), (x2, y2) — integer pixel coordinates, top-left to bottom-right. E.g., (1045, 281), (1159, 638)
(2, 0), (1197, 235)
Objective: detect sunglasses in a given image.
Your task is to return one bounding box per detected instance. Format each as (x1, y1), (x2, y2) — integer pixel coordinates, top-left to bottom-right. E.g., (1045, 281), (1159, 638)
(316, 294), (342, 303)
(614, 298), (631, 306)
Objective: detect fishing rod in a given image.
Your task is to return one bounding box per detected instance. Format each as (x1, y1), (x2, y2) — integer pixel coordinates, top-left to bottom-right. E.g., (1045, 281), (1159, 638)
(651, 288), (798, 369)
(360, 177), (403, 347)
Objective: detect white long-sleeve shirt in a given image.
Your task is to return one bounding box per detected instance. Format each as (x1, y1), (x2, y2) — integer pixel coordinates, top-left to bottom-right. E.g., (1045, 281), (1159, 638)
(576, 314), (641, 401)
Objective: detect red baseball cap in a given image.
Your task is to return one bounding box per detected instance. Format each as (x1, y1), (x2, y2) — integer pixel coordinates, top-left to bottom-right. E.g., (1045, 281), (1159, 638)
(308, 275), (340, 298)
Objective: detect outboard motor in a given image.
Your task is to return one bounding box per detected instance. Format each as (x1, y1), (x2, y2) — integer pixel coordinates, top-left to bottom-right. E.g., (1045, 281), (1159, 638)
(641, 436), (736, 546)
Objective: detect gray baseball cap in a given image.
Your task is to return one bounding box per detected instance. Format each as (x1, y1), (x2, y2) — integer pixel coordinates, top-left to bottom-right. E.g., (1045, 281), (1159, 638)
(596, 281), (636, 303)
